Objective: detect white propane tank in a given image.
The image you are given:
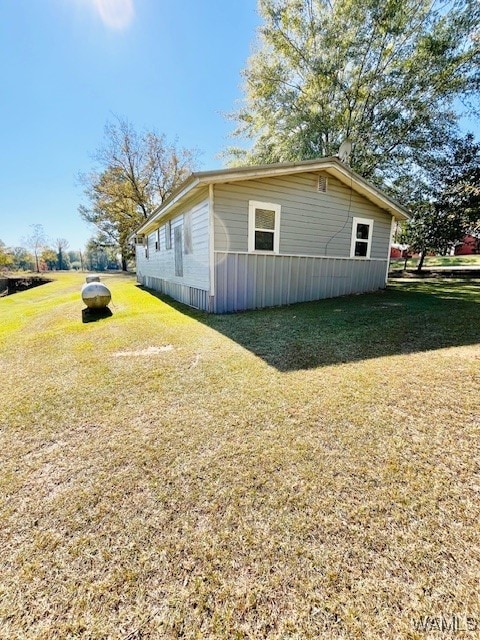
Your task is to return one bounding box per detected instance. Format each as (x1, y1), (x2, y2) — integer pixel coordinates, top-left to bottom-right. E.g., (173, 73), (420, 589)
(81, 280), (111, 309)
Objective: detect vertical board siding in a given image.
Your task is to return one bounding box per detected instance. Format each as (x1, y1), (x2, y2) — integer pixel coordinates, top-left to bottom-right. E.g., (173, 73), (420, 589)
(214, 173), (392, 259)
(214, 252), (387, 313)
(139, 275), (211, 311)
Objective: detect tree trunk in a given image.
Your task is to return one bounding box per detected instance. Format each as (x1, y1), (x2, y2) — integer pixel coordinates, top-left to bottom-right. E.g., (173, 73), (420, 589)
(417, 250), (426, 272)
(121, 254), (128, 271)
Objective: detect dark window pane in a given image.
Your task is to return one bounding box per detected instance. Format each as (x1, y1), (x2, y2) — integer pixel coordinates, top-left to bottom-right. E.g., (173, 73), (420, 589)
(356, 223), (370, 240)
(255, 230), (274, 251)
(355, 241), (368, 256)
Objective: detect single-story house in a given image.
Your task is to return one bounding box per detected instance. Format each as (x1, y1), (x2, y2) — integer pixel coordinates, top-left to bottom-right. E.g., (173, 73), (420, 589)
(131, 157), (409, 313)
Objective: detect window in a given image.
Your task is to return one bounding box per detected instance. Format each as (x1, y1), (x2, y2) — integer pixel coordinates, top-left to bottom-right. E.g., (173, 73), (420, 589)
(145, 236), (150, 259)
(184, 211), (193, 254)
(350, 217), (373, 258)
(165, 221), (172, 250)
(248, 200), (281, 253)
(155, 228), (161, 251)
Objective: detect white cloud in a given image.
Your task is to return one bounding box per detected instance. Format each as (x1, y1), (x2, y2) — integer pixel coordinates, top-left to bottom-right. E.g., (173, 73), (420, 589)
(87, 0), (135, 30)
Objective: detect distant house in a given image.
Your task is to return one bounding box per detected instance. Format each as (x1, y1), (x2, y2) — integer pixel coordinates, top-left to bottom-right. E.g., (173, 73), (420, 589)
(132, 157), (409, 313)
(455, 234), (480, 256)
(390, 243), (409, 259)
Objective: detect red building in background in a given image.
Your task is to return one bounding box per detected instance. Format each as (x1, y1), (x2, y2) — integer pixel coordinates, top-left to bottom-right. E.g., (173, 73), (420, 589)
(455, 235), (480, 255)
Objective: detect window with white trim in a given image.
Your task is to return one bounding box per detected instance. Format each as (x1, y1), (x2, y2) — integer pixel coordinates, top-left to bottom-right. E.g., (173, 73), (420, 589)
(350, 217), (373, 258)
(155, 228), (161, 251)
(248, 200), (281, 253)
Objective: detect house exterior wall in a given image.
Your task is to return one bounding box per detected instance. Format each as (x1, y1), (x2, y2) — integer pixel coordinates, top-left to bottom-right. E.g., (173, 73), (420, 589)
(135, 171), (398, 313)
(214, 252), (388, 313)
(213, 172), (392, 259)
(135, 192), (211, 309)
(210, 172), (393, 312)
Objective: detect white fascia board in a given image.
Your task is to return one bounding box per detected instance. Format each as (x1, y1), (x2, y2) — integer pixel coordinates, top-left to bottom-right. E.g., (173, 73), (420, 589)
(198, 160), (409, 221)
(134, 176), (201, 236)
(320, 164), (410, 221)
(131, 158), (409, 240)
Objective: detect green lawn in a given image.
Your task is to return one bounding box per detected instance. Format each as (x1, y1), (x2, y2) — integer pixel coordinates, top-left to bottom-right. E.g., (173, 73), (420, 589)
(390, 254), (480, 271)
(1, 272), (479, 639)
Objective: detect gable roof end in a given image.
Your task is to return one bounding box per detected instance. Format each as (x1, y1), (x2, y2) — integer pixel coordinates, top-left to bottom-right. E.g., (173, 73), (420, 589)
(131, 157), (409, 238)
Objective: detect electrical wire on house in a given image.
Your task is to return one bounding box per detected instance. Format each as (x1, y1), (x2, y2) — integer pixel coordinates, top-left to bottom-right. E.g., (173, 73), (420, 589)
(324, 172), (354, 256)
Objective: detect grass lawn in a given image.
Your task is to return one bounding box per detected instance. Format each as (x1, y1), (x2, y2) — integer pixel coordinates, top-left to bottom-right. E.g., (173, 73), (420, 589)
(1, 272), (479, 639)
(389, 254), (480, 271)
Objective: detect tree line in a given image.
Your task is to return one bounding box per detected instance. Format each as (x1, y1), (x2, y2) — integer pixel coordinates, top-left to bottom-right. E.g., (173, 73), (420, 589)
(0, 225), (121, 273)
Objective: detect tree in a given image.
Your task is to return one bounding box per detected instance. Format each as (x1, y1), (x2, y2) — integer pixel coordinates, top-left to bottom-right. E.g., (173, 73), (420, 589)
(405, 134), (480, 270)
(68, 250), (83, 270)
(40, 248), (58, 271)
(56, 238), (70, 270)
(24, 224), (48, 273)
(0, 240), (13, 269)
(229, 0), (479, 188)
(79, 118), (200, 270)
(84, 237), (120, 271)
(10, 247), (34, 271)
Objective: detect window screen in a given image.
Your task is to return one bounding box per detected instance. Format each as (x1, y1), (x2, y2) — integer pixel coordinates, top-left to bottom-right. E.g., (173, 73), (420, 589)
(255, 208), (275, 230)
(248, 200), (280, 253)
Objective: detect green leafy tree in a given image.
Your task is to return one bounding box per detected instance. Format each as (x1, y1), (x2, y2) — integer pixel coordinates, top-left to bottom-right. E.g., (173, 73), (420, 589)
(67, 250), (84, 270)
(0, 240), (13, 269)
(405, 134), (480, 270)
(84, 237), (120, 272)
(40, 248), (58, 271)
(229, 0), (479, 188)
(79, 118), (199, 270)
(10, 247), (34, 271)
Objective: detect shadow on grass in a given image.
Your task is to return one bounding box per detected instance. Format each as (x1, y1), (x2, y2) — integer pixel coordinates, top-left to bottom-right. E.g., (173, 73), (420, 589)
(138, 279), (480, 371)
(82, 307), (113, 324)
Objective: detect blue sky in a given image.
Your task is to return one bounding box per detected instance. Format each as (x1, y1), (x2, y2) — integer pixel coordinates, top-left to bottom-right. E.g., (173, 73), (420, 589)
(0, 0), (259, 250)
(0, 1), (478, 252)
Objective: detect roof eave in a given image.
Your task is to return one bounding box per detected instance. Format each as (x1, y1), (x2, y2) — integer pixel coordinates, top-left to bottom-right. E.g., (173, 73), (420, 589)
(130, 175), (201, 239)
(130, 157), (409, 240)
(320, 162), (410, 221)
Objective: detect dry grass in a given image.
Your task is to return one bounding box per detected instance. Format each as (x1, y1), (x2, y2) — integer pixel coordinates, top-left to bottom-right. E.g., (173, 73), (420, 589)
(1, 272), (479, 639)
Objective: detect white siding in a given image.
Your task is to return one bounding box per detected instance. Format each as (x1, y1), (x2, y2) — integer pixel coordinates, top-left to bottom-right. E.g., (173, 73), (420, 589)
(136, 195), (210, 292)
